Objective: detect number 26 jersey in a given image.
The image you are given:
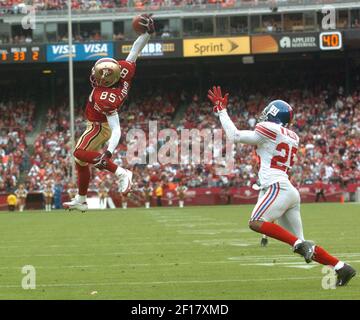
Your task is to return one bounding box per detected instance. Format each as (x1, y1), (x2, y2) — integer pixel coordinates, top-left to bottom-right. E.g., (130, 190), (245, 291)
(254, 121), (299, 188)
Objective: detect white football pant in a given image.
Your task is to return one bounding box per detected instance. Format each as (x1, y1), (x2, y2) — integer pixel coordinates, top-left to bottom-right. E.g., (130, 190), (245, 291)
(250, 180), (304, 240)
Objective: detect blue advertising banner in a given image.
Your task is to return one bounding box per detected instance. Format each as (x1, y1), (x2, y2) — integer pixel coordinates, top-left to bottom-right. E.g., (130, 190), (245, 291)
(46, 42), (114, 62)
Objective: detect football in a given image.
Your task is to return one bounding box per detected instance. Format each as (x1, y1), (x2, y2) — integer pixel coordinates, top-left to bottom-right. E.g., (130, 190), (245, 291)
(132, 15), (147, 35)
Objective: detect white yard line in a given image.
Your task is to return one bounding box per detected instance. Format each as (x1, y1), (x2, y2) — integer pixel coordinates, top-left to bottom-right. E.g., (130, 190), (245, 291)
(0, 258), (359, 271)
(0, 276), (323, 289)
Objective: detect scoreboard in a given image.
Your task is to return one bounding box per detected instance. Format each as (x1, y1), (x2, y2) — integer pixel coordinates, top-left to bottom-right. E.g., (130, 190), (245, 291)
(0, 45), (45, 63)
(319, 31), (342, 50)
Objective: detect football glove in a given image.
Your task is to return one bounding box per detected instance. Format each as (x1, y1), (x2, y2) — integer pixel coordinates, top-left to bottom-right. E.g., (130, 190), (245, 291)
(207, 86), (229, 113)
(139, 14), (155, 34)
(94, 150), (112, 170)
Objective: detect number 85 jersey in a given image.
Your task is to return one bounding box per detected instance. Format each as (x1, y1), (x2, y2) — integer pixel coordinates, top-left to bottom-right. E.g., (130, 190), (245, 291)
(255, 121), (299, 188)
(85, 60), (135, 123)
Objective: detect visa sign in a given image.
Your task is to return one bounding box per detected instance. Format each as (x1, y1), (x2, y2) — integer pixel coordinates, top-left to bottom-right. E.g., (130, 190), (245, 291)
(46, 42), (114, 62)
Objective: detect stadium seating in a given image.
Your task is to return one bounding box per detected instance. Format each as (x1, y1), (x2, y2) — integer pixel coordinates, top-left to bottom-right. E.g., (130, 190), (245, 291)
(21, 88), (179, 192)
(181, 86), (360, 188)
(0, 99), (34, 192)
(0, 82), (359, 197)
(0, 68), (360, 200)
(0, 0), (233, 11)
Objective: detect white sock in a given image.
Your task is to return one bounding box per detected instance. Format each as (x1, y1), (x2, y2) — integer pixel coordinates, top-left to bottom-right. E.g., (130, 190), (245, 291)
(115, 167), (127, 176)
(145, 202), (150, 209)
(334, 261), (345, 271)
(77, 195), (86, 203)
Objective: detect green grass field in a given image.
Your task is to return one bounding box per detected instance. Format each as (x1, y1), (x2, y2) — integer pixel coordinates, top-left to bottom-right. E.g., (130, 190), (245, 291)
(0, 203), (359, 300)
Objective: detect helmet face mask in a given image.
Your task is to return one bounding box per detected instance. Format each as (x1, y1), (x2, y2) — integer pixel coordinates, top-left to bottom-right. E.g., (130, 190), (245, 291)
(90, 58), (121, 88)
(258, 105), (271, 123)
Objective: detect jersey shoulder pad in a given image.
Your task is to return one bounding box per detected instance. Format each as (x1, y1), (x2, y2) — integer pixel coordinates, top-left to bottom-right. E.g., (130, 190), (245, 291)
(280, 126), (300, 144)
(118, 60), (136, 81)
(93, 87), (120, 115)
(255, 122), (278, 141)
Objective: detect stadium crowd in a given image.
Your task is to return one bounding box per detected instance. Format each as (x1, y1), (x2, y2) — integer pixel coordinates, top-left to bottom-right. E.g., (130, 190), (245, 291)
(0, 99), (34, 192)
(20, 87), (179, 193)
(1, 81), (358, 197)
(179, 84), (359, 188)
(1, 0), (235, 12)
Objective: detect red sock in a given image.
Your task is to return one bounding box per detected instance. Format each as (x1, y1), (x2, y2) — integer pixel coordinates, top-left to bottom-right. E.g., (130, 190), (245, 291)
(76, 163), (90, 196)
(258, 221), (298, 246)
(74, 149), (118, 173)
(312, 246), (339, 267)
(104, 160), (117, 173)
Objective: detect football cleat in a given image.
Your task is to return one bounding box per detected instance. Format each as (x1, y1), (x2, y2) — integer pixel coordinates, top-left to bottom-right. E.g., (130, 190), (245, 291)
(63, 196), (88, 213)
(336, 264), (356, 287)
(118, 169), (133, 193)
(293, 240), (315, 263)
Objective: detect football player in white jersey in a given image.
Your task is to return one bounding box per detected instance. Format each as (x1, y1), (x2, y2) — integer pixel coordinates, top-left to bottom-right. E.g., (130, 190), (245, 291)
(208, 86), (356, 286)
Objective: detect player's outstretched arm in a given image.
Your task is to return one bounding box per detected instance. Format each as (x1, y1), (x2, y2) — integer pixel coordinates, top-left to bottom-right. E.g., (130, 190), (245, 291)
(126, 14), (155, 63)
(208, 86), (264, 145)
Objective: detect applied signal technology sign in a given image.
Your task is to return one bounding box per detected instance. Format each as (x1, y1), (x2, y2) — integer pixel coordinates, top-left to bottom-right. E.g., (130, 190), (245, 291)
(46, 42), (114, 62)
(251, 33), (323, 54)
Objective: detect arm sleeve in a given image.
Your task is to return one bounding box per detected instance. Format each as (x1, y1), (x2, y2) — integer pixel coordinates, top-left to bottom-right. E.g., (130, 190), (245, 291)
(126, 33), (151, 63)
(218, 110), (265, 145)
(106, 113), (121, 154)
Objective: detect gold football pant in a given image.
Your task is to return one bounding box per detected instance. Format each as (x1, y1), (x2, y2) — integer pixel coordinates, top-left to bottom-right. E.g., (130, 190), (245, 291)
(74, 121), (111, 166)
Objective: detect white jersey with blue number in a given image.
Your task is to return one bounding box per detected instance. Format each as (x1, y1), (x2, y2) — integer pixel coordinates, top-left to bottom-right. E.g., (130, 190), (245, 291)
(254, 121), (299, 188)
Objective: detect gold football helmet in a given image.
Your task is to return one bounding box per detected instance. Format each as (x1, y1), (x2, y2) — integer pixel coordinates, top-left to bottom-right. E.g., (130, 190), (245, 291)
(90, 58), (121, 88)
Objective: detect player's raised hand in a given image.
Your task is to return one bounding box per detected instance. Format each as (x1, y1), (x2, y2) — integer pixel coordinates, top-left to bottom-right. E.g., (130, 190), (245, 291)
(139, 14), (155, 34)
(207, 86), (229, 113)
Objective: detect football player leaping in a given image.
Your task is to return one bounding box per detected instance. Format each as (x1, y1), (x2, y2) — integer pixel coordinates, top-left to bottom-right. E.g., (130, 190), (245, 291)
(63, 14), (155, 212)
(208, 86), (356, 287)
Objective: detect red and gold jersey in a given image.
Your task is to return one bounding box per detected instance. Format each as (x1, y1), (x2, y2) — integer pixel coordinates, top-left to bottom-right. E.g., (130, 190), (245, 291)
(85, 60), (136, 123)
